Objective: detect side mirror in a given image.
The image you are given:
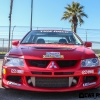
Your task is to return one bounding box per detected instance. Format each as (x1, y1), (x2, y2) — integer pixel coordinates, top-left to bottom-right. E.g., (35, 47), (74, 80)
(12, 40), (19, 46)
(84, 42), (92, 47)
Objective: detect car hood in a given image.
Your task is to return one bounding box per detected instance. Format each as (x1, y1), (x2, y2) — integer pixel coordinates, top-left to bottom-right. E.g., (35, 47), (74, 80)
(8, 44), (96, 60)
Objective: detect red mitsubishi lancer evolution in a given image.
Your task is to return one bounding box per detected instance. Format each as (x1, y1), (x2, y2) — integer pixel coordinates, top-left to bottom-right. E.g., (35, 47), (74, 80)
(2, 30), (100, 92)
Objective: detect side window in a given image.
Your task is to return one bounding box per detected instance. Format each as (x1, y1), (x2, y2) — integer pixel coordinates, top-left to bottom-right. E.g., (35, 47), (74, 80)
(70, 36), (76, 43)
(21, 34), (35, 43)
(66, 35), (76, 44)
(21, 34), (31, 43)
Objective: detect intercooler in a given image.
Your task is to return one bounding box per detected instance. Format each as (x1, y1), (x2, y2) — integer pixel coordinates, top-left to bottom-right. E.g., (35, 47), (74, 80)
(35, 77), (69, 88)
(26, 77), (78, 88)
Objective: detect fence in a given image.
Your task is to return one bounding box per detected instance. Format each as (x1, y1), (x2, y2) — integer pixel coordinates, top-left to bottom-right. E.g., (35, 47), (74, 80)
(0, 26), (100, 53)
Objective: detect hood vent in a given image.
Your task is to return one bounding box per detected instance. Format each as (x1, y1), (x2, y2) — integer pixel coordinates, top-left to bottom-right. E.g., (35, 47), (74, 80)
(33, 47), (73, 50)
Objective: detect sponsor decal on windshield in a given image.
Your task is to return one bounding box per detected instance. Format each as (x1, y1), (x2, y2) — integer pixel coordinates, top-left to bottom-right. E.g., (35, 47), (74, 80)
(40, 30), (68, 33)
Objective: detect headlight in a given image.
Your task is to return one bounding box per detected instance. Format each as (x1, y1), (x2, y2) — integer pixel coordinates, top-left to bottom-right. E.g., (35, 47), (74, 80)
(4, 57), (24, 67)
(81, 58), (100, 67)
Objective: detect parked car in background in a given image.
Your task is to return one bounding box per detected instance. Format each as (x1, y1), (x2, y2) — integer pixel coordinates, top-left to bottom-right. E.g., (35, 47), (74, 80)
(2, 30), (100, 92)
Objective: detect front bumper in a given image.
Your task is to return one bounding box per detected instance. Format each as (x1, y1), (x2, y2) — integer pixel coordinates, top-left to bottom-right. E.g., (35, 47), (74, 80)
(2, 67), (100, 92)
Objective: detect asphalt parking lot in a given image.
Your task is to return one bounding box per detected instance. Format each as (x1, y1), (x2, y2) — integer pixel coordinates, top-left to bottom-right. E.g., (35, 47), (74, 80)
(0, 60), (100, 100)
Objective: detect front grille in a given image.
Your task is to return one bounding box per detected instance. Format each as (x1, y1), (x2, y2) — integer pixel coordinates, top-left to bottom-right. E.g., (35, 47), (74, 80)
(56, 60), (77, 68)
(35, 77), (69, 88)
(28, 60), (50, 68)
(28, 60), (77, 68)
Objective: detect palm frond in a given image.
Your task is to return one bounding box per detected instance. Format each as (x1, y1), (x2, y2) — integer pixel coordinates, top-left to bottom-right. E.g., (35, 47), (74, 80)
(76, 2), (80, 9)
(61, 11), (72, 20)
(80, 12), (88, 18)
(79, 5), (84, 10)
(61, 1), (88, 32)
(78, 16), (84, 26)
(72, 1), (76, 9)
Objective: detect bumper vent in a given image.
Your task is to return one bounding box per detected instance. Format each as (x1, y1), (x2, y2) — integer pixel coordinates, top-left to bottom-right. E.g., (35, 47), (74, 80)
(6, 76), (22, 83)
(31, 72), (52, 75)
(84, 76), (97, 83)
(31, 71), (74, 75)
(54, 72), (74, 75)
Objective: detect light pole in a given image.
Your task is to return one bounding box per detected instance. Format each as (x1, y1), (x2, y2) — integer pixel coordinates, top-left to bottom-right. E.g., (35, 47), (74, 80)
(8, 0), (14, 51)
(11, 26), (16, 48)
(30, 0), (33, 31)
(84, 29), (87, 41)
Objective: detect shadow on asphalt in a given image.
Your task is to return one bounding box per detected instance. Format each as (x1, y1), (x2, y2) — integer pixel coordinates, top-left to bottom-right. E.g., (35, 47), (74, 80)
(0, 87), (100, 100)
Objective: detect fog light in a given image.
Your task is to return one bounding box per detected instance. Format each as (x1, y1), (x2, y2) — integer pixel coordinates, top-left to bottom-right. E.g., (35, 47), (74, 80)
(2, 68), (6, 74)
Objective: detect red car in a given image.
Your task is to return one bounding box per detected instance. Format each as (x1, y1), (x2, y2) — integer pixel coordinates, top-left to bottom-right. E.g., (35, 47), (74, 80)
(2, 30), (100, 92)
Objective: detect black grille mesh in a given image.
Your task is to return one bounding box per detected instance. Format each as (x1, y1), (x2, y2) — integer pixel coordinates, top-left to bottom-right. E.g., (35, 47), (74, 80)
(28, 60), (77, 68)
(35, 77), (69, 88)
(28, 60), (50, 68)
(56, 60), (77, 68)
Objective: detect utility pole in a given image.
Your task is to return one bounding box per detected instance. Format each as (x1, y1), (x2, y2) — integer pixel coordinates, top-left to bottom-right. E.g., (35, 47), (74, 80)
(30, 0), (33, 31)
(8, 0), (14, 51)
(85, 29), (87, 41)
(11, 26), (16, 48)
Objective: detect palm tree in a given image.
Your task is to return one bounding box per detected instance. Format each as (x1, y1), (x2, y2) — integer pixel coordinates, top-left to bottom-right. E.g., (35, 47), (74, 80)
(8, 0), (14, 51)
(61, 1), (88, 33)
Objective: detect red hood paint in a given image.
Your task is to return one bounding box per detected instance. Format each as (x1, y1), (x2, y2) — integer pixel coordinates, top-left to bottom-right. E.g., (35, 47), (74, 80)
(8, 44), (96, 60)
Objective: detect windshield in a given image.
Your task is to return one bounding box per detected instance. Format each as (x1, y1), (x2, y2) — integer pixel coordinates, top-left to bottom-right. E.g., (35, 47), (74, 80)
(21, 30), (83, 45)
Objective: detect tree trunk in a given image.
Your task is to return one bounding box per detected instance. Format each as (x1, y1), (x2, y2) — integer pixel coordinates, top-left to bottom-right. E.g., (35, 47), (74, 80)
(72, 15), (78, 33)
(73, 23), (77, 33)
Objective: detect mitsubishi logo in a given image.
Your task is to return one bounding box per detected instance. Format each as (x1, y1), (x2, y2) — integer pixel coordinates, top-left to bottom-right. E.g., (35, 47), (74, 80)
(49, 61), (57, 69)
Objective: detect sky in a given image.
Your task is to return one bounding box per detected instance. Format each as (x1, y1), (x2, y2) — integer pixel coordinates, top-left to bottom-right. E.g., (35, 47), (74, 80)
(0, 0), (100, 29)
